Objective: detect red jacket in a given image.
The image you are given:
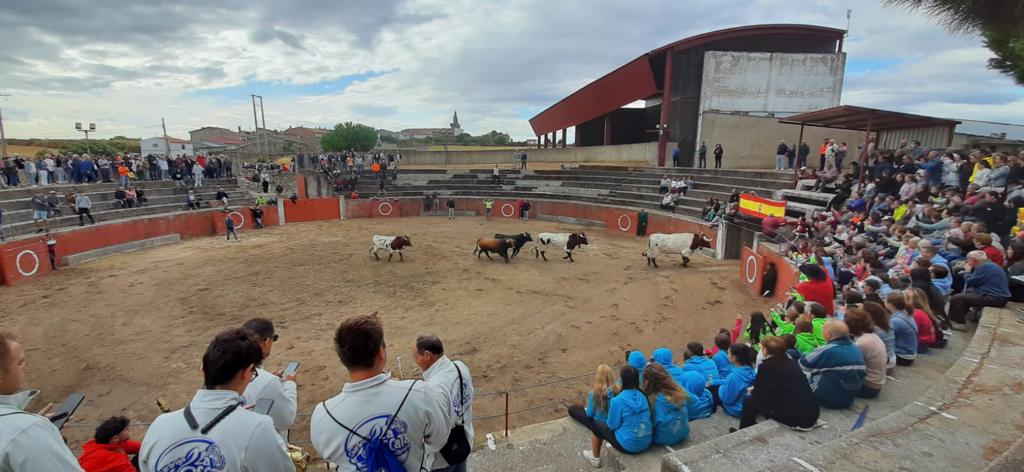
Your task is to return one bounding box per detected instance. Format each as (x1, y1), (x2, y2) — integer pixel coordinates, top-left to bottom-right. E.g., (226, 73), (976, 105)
(982, 245), (1005, 267)
(79, 439), (140, 472)
(796, 274), (835, 315)
(913, 309), (936, 346)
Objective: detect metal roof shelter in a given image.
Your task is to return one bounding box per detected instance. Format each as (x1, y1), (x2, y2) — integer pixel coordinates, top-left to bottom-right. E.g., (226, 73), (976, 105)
(778, 105), (961, 184)
(528, 24), (846, 166)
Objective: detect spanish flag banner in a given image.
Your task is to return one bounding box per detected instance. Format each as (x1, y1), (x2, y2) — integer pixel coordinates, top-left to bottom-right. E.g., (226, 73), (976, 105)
(738, 194), (786, 219)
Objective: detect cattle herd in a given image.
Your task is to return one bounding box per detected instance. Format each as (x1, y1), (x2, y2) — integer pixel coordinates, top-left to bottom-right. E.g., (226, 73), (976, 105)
(370, 230), (713, 266)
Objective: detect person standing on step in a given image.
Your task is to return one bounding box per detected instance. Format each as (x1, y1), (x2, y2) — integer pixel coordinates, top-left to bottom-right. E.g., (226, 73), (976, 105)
(311, 315), (451, 472)
(713, 144), (724, 169)
(447, 197), (456, 219)
(139, 329), (294, 471)
(413, 335), (475, 472)
(75, 191), (95, 226)
(520, 150), (528, 170)
(697, 142), (707, 169)
(776, 140), (789, 171)
(492, 165), (501, 185)
(521, 200), (531, 221)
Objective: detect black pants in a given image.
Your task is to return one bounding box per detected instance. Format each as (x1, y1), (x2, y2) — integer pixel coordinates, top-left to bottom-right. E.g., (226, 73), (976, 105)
(78, 208), (94, 225)
(715, 157), (722, 169)
(698, 156), (706, 168)
(567, 405), (628, 453)
(948, 292), (1008, 323)
(819, 155), (826, 171)
(226, 228), (238, 240)
(739, 396), (819, 429)
(896, 356), (914, 366)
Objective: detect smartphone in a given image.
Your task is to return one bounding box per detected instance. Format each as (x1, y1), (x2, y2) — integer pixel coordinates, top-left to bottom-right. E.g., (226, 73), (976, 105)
(282, 361), (300, 378)
(253, 399), (274, 416)
(50, 393), (85, 430)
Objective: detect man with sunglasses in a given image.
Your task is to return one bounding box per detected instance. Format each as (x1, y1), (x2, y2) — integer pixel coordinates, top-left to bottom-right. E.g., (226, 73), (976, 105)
(139, 328), (294, 471)
(241, 318), (298, 441)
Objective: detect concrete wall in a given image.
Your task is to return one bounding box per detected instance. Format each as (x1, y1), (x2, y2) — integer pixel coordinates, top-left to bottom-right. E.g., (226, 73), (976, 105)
(397, 142), (658, 166)
(878, 125), (954, 150)
(700, 51), (845, 114)
(698, 112), (865, 169)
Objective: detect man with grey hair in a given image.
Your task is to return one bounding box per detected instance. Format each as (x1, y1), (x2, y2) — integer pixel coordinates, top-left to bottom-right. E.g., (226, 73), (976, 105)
(798, 320), (866, 409)
(948, 250), (1010, 329)
(412, 335), (474, 472)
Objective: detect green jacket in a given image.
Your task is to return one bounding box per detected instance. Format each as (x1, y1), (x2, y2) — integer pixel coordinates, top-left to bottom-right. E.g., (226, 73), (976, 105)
(795, 332), (820, 354)
(811, 317), (827, 346)
(771, 311), (794, 335)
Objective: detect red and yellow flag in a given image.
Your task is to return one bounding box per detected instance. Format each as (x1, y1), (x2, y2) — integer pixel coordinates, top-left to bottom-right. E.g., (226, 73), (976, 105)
(738, 194), (786, 219)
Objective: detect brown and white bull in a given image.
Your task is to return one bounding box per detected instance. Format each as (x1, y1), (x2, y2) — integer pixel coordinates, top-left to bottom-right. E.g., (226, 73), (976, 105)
(642, 233), (712, 267)
(370, 235), (412, 261)
(475, 238), (516, 263)
(534, 232), (588, 262)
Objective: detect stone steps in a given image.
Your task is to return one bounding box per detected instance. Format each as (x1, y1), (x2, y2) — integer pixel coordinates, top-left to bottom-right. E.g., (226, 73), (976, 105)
(1, 190), (248, 224)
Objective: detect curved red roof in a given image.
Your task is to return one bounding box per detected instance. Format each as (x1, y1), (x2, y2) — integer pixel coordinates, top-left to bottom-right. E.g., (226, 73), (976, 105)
(528, 24), (845, 137)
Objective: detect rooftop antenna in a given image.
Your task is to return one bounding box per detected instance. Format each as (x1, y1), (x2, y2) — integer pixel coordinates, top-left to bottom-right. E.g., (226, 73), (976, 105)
(845, 9), (852, 37)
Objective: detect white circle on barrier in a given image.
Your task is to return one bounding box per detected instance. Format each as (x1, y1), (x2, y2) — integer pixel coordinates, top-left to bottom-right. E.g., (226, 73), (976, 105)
(16, 250), (40, 277)
(378, 201), (394, 216)
(617, 214), (632, 232)
(744, 255), (758, 284)
(228, 211), (246, 230)
(500, 203), (515, 218)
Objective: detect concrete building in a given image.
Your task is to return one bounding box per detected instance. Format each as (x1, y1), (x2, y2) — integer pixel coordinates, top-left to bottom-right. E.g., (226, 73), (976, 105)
(529, 24), (847, 167)
(952, 120), (1024, 155)
(140, 136), (193, 158)
(283, 126), (328, 139)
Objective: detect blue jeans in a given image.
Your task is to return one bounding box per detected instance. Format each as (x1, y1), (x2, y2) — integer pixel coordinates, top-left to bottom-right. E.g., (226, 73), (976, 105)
(776, 154), (786, 170)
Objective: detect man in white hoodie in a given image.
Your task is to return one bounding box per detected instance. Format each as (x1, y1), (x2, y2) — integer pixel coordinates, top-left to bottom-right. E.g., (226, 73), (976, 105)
(0, 332), (82, 471)
(241, 318), (297, 441)
(412, 335), (475, 472)
(311, 315), (451, 472)
(139, 329), (294, 472)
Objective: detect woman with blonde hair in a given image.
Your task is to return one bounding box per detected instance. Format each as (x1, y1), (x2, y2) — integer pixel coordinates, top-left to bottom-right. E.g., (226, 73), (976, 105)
(641, 363), (690, 446)
(569, 364), (620, 427)
(905, 287), (943, 351)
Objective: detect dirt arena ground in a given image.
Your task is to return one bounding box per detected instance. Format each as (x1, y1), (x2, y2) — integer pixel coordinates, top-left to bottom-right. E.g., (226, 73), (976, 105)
(1, 216), (766, 448)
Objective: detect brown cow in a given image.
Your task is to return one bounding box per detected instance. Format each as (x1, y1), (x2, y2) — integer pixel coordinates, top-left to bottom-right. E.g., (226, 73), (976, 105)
(475, 238), (516, 263)
(370, 235), (412, 261)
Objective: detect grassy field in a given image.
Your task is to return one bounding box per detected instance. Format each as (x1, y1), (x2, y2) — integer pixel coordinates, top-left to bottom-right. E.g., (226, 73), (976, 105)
(3, 144), (57, 156)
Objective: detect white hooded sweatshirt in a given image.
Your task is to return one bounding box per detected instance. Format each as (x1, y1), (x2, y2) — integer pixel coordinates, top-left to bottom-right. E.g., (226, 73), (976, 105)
(242, 366), (297, 440)
(310, 374), (451, 472)
(421, 356), (475, 470)
(0, 390), (82, 472)
(139, 389), (293, 472)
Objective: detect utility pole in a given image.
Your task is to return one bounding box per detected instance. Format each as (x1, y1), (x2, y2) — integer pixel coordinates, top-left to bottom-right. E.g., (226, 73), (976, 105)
(250, 94), (268, 158)
(250, 94), (260, 159)
(162, 118), (171, 159)
(258, 95), (267, 156)
(0, 94), (9, 157)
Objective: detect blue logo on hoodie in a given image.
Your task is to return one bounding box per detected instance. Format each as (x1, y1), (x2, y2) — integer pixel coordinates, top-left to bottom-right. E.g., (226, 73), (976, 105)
(344, 414), (411, 469)
(154, 437), (227, 471)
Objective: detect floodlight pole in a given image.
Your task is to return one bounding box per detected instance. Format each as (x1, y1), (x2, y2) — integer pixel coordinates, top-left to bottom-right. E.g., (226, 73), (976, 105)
(0, 94), (9, 157)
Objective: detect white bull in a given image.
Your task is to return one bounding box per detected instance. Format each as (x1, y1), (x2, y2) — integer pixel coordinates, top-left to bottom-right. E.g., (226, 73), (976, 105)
(642, 233), (712, 267)
(534, 232), (588, 262)
(370, 235), (412, 262)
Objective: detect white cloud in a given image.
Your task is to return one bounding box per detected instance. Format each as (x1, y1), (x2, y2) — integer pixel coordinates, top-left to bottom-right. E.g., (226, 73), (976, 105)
(0, 0), (1021, 143)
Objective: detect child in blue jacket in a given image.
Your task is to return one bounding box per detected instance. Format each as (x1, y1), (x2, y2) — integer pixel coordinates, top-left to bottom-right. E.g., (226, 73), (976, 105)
(711, 332), (734, 380)
(682, 342), (720, 382)
(681, 371), (714, 420)
(709, 344), (757, 417)
(652, 347), (687, 386)
(642, 363), (690, 446)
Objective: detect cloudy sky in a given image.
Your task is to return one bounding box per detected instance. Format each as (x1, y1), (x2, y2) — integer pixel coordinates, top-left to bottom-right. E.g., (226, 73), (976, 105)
(1, 0), (1022, 141)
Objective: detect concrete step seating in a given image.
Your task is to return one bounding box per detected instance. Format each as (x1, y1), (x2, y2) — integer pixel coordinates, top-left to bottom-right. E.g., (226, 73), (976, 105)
(0, 178), (246, 239)
(474, 307), (1024, 471)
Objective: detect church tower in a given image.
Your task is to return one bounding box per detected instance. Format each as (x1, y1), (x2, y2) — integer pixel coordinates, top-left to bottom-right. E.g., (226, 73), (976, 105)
(450, 110), (463, 135)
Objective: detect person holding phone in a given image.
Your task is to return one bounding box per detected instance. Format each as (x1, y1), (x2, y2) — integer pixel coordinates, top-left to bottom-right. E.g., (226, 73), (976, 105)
(0, 331), (82, 471)
(139, 329), (294, 471)
(241, 318), (298, 441)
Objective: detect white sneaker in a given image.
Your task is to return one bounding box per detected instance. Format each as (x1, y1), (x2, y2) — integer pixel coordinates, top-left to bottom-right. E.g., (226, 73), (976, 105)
(582, 450), (603, 468)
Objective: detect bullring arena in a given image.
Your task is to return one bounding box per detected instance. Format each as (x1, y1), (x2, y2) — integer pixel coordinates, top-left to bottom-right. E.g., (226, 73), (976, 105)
(0, 187), (762, 459)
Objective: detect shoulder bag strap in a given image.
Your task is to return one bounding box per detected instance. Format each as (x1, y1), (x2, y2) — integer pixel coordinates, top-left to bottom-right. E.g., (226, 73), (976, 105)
(321, 380), (418, 441)
(453, 363), (465, 421)
(184, 403), (240, 435)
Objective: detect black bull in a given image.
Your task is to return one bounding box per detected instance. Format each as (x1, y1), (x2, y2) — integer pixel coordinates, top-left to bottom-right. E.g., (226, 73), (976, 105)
(494, 232), (532, 258)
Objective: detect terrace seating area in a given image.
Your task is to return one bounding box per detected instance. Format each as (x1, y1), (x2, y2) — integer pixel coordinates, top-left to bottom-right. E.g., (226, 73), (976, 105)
(386, 166), (793, 220)
(0, 178), (247, 239)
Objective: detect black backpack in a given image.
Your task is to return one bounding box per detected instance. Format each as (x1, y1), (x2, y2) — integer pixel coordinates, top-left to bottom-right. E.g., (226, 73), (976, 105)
(439, 364), (471, 465)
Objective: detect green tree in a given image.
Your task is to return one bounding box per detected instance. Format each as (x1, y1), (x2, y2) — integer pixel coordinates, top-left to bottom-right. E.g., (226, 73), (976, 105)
(886, 0), (1024, 84)
(321, 122), (379, 152)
